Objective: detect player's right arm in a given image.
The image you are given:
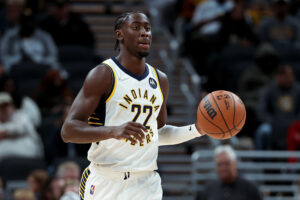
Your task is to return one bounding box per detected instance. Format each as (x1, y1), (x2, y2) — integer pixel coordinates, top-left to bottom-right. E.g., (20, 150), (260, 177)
(61, 64), (146, 144)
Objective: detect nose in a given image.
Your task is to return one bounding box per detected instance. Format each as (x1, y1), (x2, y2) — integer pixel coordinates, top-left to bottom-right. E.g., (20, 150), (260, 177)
(141, 27), (150, 37)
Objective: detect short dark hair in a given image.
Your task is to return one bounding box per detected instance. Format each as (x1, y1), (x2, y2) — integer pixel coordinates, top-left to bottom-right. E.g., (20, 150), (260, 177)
(114, 11), (146, 51)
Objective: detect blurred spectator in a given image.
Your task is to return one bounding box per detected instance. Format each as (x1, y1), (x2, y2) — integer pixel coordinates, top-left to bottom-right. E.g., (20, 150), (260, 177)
(27, 169), (49, 200)
(0, 65), (5, 85)
(191, 0), (234, 36)
(39, 0), (94, 48)
(239, 43), (280, 109)
(0, 177), (3, 200)
(0, 92), (43, 160)
(33, 69), (73, 116)
(0, 0), (26, 36)
(60, 179), (80, 200)
(255, 64), (300, 150)
(246, 0), (272, 27)
(180, 0), (200, 21)
(258, 0), (300, 47)
(238, 43), (280, 137)
(0, 8), (60, 72)
(217, 0), (260, 48)
(44, 101), (89, 165)
(49, 161), (81, 200)
(0, 75), (41, 127)
(50, 178), (64, 200)
(13, 189), (36, 200)
(56, 161), (80, 182)
(196, 145), (262, 200)
(183, 0), (234, 75)
(287, 121), (300, 162)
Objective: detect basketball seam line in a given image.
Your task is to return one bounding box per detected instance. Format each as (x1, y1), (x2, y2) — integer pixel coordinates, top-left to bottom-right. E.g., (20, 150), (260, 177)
(230, 93), (236, 133)
(199, 106), (225, 138)
(206, 114), (245, 135)
(210, 93), (232, 137)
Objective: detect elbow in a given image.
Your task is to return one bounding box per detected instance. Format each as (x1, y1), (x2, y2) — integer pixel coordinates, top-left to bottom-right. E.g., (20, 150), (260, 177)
(61, 123), (71, 143)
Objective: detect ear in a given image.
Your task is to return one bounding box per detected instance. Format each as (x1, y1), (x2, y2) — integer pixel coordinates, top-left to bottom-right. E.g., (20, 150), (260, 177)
(115, 29), (124, 42)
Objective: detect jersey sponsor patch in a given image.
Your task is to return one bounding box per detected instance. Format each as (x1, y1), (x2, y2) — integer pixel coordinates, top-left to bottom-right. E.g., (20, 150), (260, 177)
(149, 77), (157, 89)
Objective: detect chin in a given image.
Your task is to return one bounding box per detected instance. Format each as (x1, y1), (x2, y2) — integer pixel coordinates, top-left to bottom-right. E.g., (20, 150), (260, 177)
(138, 51), (149, 58)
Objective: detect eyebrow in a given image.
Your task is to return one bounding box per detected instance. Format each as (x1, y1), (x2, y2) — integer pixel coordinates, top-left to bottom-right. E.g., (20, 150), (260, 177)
(131, 21), (150, 25)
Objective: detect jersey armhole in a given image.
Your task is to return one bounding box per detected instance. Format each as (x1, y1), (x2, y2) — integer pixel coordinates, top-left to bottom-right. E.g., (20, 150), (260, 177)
(152, 67), (165, 101)
(103, 63), (117, 103)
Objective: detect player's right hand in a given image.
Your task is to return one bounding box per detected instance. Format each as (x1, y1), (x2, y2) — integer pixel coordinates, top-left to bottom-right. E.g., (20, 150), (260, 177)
(112, 122), (147, 144)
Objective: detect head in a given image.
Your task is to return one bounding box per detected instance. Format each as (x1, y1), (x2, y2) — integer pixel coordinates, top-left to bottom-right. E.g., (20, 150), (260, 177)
(114, 11), (152, 58)
(214, 145), (238, 183)
(255, 43), (280, 74)
(55, 161), (81, 181)
(272, 0), (290, 20)
(50, 0), (71, 21)
(230, 0), (246, 21)
(27, 169), (49, 194)
(0, 92), (15, 123)
(5, 0), (26, 25)
(275, 64), (294, 89)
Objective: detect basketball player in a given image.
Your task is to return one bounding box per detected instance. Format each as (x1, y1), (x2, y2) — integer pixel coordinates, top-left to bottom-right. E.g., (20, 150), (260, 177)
(61, 11), (205, 200)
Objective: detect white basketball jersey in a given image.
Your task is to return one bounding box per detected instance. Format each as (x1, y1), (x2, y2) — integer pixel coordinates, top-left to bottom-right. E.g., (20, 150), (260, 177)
(87, 57), (164, 172)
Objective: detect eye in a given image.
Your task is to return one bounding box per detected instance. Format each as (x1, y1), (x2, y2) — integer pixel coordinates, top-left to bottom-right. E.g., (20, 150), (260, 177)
(145, 26), (151, 31)
(132, 26), (139, 30)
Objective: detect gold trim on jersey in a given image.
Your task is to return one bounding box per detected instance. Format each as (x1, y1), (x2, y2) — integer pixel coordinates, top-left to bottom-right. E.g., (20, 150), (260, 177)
(88, 116), (100, 120)
(88, 122), (104, 125)
(105, 63), (117, 103)
(151, 67), (164, 102)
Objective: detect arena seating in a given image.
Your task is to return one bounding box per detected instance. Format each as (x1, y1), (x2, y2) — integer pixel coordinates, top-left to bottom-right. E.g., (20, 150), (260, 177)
(191, 150), (300, 200)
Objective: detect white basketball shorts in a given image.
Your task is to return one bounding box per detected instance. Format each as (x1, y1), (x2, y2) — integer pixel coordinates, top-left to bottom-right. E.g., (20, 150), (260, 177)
(79, 163), (163, 200)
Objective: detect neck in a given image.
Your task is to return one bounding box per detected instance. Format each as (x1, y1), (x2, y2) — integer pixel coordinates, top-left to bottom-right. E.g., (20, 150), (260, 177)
(116, 51), (146, 76)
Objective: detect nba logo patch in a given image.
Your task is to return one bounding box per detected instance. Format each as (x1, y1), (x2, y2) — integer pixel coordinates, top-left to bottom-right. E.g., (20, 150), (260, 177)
(149, 77), (157, 89)
(90, 185), (95, 195)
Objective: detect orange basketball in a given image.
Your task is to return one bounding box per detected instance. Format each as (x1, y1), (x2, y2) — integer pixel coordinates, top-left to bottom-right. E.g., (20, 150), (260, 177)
(196, 90), (246, 139)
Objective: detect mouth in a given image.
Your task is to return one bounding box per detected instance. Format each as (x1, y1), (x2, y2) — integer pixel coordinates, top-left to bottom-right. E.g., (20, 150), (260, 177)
(138, 41), (150, 49)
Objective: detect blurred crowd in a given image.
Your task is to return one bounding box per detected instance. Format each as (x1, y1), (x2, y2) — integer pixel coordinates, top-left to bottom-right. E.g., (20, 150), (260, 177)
(0, 0), (300, 199)
(0, 0), (96, 199)
(1, 160), (82, 200)
(155, 0), (300, 151)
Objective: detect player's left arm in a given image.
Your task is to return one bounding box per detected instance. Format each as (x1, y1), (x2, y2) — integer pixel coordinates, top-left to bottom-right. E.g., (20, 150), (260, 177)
(156, 70), (205, 146)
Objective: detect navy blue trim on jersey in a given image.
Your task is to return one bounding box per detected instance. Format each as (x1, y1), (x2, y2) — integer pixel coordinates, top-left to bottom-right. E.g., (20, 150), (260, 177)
(88, 96), (106, 145)
(112, 57), (149, 81)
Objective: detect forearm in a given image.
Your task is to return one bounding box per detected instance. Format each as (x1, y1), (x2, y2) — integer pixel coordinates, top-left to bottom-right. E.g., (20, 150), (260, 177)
(61, 119), (114, 144)
(158, 124), (202, 146)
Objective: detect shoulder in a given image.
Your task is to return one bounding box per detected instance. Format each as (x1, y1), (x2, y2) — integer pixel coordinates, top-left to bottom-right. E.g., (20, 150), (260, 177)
(2, 26), (18, 38)
(85, 63), (112, 84)
(237, 177), (258, 190)
(83, 63), (113, 93)
(35, 28), (54, 39)
(204, 180), (220, 190)
(155, 69), (168, 82)
(155, 69), (169, 96)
